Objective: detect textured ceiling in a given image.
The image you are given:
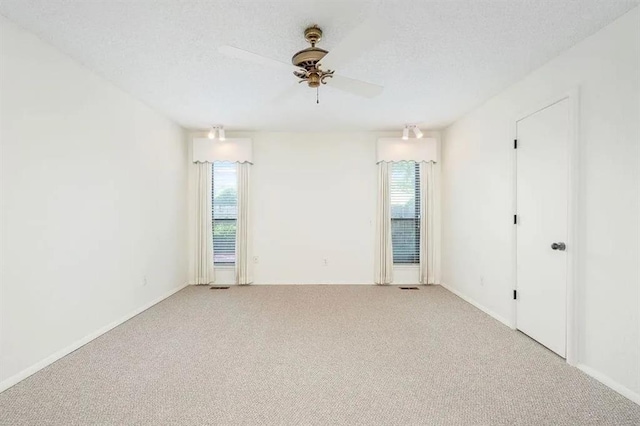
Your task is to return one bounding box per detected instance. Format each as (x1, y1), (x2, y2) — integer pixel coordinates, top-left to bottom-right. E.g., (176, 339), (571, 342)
(1, 0), (638, 131)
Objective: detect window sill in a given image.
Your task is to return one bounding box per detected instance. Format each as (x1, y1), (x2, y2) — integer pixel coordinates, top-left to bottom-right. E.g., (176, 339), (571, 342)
(214, 265), (235, 270)
(393, 264), (419, 269)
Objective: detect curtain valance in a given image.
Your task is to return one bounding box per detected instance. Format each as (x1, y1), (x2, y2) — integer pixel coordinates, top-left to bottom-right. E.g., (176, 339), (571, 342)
(192, 138), (253, 163)
(376, 138), (437, 163)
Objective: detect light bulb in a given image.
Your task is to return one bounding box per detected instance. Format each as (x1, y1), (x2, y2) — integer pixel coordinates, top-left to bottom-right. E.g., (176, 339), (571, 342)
(219, 128), (226, 141)
(402, 127), (409, 140)
(208, 127), (215, 140)
(413, 126), (424, 139)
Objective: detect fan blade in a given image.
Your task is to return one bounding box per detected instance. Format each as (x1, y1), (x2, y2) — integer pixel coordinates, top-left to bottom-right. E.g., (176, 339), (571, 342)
(269, 83), (301, 105)
(318, 16), (387, 71)
(326, 74), (383, 98)
(218, 45), (294, 71)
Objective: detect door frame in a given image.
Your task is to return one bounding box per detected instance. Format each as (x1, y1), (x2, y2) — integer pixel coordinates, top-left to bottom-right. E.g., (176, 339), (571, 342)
(512, 87), (580, 365)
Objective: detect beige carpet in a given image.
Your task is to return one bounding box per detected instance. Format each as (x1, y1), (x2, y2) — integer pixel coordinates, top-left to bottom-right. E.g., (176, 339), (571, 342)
(1, 285), (638, 425)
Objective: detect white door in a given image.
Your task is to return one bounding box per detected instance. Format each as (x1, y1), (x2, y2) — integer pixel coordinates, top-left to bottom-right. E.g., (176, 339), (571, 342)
(516, 98), (570, 357)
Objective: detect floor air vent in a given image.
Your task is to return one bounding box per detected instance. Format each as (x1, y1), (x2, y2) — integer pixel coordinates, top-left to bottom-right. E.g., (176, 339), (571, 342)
(399, 287), (419, 290)
(210, 286), (230, 290)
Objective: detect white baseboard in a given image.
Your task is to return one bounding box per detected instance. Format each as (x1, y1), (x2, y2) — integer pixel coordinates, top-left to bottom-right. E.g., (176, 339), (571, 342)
(237, 282), (376, 285)
(576, 363), (640, 405)
(190, 282), (377, 286)
(0, 283), (188, 393)
(439, 282), (514, 328)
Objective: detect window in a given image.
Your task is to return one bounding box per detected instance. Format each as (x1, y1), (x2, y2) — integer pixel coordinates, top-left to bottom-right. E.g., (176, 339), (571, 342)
(390, 162), (420, 264)
(212, 162), (237, 265)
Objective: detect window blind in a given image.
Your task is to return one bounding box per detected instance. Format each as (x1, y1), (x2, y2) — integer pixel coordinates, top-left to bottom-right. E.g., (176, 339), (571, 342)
(390, 162), (420, 264)
(212, 162), (237, 265)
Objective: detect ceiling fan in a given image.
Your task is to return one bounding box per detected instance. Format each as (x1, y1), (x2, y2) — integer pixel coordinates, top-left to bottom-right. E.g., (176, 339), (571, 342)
(218, 18), (386, 103)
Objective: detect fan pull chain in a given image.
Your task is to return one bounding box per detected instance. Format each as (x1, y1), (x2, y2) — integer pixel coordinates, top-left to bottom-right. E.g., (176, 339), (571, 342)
(316, 87), (319, 104)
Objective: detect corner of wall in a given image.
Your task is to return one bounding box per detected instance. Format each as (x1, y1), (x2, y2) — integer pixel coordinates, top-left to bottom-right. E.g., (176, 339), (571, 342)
(439, 282), (514, 329)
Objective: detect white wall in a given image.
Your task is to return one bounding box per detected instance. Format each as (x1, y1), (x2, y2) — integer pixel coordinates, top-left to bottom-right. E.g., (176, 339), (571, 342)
(0, 17), (189, 389)
(188, 131), (441, 285)
(441, 7), (639, 401)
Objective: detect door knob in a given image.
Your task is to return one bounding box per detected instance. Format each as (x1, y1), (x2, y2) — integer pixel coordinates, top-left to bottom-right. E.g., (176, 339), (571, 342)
(551, 242), (566, 251)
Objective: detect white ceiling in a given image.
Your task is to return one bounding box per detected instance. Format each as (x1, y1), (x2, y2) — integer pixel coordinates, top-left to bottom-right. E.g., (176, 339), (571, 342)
(1, 0), (638, 132)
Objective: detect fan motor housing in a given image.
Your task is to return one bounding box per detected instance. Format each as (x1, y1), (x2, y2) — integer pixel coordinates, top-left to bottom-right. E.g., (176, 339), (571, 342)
(291, 47), (328, 69)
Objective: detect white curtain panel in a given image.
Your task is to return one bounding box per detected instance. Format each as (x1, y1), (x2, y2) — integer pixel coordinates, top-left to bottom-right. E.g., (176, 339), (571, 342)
(194, 162), (215, 284)
(375, 162), (393, 285)
(235, 162), (252, 285)
(419, 161), (436, 284)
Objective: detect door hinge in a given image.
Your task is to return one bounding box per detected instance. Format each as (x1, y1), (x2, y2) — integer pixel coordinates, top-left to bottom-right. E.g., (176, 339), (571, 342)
(514, 139), (518, 149)
(513, 214), (517, 224)
(513, 290), (517, 300)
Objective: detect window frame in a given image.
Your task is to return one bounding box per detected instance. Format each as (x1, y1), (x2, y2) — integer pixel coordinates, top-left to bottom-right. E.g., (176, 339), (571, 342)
(211, 162), (237, 267)
(390, 162), (421, 265)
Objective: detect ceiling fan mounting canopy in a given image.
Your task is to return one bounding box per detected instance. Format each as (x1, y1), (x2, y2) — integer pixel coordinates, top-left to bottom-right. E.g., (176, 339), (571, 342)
(303, 25), (322, 46)
(292, 25), (333, 88)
